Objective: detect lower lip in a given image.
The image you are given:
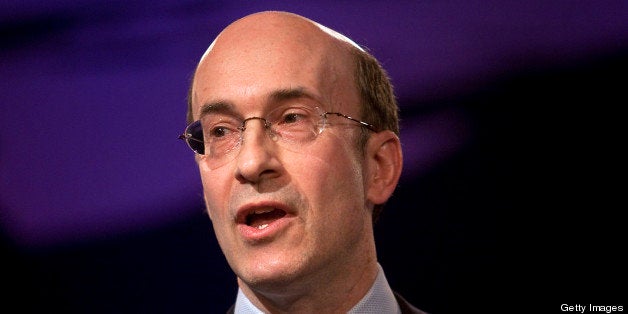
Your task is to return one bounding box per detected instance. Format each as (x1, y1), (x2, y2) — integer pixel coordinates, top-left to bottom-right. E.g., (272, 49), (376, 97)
(237, 216), (294, 242)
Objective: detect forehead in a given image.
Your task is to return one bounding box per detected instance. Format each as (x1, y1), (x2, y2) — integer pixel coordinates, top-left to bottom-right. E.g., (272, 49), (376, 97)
(190, 14), (359, 119)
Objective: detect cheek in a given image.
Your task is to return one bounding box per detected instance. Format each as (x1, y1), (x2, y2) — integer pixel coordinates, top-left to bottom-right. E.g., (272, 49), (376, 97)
(290, 142), (365, 212)
(198, 163), (231, 221)
(289, 149), (368, 253)
(199, 167), (236, 255)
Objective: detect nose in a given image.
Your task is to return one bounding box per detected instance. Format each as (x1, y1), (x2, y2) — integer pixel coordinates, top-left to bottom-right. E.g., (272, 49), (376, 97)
(234, 118), (281, 184)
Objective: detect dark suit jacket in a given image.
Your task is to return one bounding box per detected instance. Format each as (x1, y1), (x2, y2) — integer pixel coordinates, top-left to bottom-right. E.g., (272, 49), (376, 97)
(393, 291), (428, 314)
(225, 291), (427, 314)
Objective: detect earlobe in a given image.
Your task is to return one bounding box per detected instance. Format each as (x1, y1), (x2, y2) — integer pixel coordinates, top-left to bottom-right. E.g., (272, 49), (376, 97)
(366, 131), (403, 206)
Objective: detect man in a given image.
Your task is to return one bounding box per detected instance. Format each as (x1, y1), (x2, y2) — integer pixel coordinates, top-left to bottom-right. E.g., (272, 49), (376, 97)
(179, 11), (427, 313)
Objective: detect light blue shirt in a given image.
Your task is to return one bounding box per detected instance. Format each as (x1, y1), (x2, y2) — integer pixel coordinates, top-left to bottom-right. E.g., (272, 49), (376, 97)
(234, 263), (401, 314)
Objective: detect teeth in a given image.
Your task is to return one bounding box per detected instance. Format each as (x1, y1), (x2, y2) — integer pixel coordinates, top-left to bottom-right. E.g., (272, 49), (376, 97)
(253, 208), (274, 214)
(257, 224), (269, 230)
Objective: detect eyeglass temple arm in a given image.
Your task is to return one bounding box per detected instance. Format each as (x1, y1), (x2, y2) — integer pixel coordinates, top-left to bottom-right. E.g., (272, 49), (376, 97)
(178, 134), (204, 143)
(324, 112), (377, 132)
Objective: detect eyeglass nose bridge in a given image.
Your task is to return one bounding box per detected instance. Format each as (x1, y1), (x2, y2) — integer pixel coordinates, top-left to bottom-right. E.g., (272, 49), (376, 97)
(237, 116), (278, 142)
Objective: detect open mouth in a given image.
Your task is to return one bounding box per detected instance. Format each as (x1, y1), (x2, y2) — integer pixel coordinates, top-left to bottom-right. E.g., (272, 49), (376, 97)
(244, 207), (287, 230)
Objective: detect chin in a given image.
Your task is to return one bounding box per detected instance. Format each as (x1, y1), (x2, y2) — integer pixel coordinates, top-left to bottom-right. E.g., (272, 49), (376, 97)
(236, 257), (307, 290)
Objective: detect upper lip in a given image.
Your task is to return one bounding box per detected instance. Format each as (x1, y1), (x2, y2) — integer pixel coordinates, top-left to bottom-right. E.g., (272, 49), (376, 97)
(235, 201), (292, 225)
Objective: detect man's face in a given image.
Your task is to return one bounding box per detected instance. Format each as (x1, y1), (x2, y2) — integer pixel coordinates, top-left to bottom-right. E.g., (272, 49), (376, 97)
(190, 19), (376, 290)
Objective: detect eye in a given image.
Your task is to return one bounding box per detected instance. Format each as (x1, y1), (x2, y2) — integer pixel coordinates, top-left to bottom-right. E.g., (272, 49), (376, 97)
(201, 114), (240, 140)
(282, 113), (301, 124)
(277, 108), (311, 126)
(207, 124), (239, 139)
(209, 126), (229, 138)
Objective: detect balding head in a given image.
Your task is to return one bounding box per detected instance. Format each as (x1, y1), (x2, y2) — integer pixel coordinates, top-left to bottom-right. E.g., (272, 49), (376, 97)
(188, 11), (366, 125)
(199, 11), (364, 64)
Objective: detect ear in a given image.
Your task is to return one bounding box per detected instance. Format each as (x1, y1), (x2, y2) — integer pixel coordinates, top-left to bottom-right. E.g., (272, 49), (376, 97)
(365, 130), (403, 206)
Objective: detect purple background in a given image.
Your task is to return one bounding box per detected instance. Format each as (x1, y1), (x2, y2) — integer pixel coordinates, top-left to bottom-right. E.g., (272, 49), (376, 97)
(2, 1), (626, 313)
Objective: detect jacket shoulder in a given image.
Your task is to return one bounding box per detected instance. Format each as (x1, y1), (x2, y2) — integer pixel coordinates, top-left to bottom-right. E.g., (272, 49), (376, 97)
(393, 291), (429, 314)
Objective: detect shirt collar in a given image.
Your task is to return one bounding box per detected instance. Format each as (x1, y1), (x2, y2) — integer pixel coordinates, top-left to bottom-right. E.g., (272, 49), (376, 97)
(234, 263), (401, 314)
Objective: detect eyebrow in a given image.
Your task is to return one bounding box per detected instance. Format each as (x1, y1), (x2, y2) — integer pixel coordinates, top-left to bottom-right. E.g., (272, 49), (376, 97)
(197, 87), (319, 119)
(269, 87), (312, 103)
(198, 101), (236, 119)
